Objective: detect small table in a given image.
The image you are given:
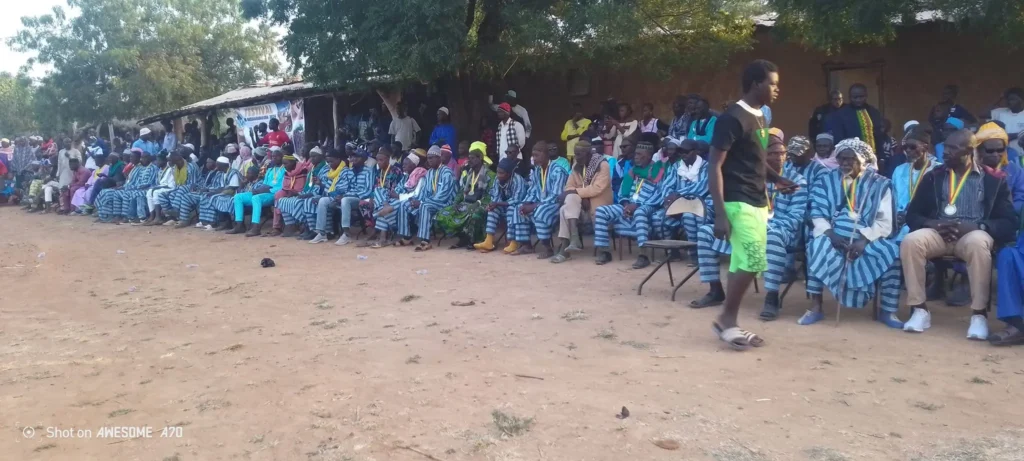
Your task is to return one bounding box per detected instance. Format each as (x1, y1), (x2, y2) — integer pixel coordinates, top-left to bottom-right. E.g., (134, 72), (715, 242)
(636, 240), (699, 300)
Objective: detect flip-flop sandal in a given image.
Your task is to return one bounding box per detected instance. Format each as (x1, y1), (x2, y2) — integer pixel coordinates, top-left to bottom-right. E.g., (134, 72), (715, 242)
(989, 328), (1024, 347)
(712, 322), (765, 350)
(689, 293), (725, 309)
(414, 242), (433, 252)
(369, 241), (386, 249)
(796, 310), (825, 326)
(394, 238), (412, 247)
(550, 253), (570, 264)
(510, 246), (535, 256)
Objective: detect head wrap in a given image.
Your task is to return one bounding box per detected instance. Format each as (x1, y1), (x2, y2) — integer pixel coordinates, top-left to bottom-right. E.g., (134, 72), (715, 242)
(903, 120), (920, 132)
(497, 103), (512, 114)
(833, 137), (875, 167)
(224, 143), (238, 154)
(469, 141), (492, 164)
(815, 133), (834, 143)
(216, 156), (230, 164)
(406, 152), (421, 166)
(977, 122), (1010, 167)
(139, 127), (151, 136)
(427, 145), (442, 157)
(130, 147), (143, 154)
(438, 107), (450, 115)
(253, 146), (268, 158)
(946, 117), (965, 130)
(498, 158), (518, 173)
(269, 146), (282, 153)
(309, 146), (323, 156)
(282, 154), (297, 162)
(768, 127), (784, 142)
(786, 135), (812, 157)
(182, 143), (195, 152)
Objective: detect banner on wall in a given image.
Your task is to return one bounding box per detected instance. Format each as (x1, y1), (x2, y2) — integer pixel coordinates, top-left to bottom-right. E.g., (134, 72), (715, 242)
(229, 99), (305, 149)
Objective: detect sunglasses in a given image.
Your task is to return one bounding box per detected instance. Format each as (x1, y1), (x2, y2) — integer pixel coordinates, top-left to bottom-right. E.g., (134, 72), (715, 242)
(983, 147), (1006, 154)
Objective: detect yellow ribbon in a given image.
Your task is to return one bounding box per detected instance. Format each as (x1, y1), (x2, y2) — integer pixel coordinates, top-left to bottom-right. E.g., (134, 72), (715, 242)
(467, 169), (481, 195)
(843, 176), (858, 213)
(947, 167), (970, 208)
(908, 159), (930, 200)
(379, 164), (391, 188)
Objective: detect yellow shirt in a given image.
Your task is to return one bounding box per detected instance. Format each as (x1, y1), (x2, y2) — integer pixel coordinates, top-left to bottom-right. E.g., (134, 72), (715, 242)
(561, 118), (592, 161)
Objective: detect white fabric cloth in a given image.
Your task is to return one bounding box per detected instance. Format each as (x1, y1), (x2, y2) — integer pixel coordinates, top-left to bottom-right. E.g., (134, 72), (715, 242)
(812, 189), (893, 242)
(676, 156), (705, 183)
(388, 116), (421, 151)
(56, 148), (82, 187)
(490, 98), (532, 138)
(990, 107), (1024, 138)
(613, 120), (639, 159)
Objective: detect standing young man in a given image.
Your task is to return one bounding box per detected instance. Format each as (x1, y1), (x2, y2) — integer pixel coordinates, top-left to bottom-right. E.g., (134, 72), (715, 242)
(706, 60), (797, 350)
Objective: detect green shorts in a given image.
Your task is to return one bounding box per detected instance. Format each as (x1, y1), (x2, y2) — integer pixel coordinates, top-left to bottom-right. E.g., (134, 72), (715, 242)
(724, 201), (769, 274)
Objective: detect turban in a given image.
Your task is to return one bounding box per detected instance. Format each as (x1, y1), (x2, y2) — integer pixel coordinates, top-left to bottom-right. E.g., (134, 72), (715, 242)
(976, 121), (1009, 146)
(903, 120), (919, 132)
(498, 103), (512, 114)
(834, 138), (875, 166)
(427, 145), (442, 157)
(946, 117), (965, 130)
(769, 127), (784, 142)
(309, 146), (323, 156)
(787, 135), (811, 157)
(405, 152), (421, 166)
(768, 134), (785, 149)
(216, 156), (230, 164)
(498, 158), (518, 173)
(469, 141), (492, 164)
(282, 155), (297, 161)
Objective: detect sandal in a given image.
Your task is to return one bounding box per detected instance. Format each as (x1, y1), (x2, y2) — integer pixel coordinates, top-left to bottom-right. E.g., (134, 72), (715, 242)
(510, 245), (534, 256)
(796, 310), (825, 325)
(689, 292), (725, 309)
(759, 298), (781, 321)
(712, 322), (765, 350)
(394, 238), (412, 247)
(989, 327), (1024, 347)
(370, 241), (385, 249)
(550, 253), (570, 264)
(414, 241), (433, 252)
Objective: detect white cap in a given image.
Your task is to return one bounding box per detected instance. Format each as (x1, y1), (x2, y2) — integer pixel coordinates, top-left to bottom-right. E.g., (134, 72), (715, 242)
(139, 127), (152, 136)
(216, 156), (230, 164)
(438, 107), (449, 115)
(506, 90), (517, 98)
(903, 120), (919, 132)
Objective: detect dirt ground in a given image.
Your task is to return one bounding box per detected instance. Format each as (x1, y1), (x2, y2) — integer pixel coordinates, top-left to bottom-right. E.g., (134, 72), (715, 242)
(1, 210), (1023, 461)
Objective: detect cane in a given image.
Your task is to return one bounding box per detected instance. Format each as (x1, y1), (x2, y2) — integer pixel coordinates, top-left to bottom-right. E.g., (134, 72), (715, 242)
(834, 174), (861, 328)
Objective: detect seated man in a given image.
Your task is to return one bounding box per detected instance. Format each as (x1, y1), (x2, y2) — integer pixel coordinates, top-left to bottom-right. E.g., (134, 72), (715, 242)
(142, 153), (174, 224)
(977, 122), (1024, 215)
(174, 154), (231, 228)
(901, 129), (1018, 338)
(360, 145), (404, 244)
(95, 151), (159, 223)
(594, 132), (666, 269)
(267, 144), (311, 236)
(437, 142), (495, 249)
(474, 158), (527, 252)
(689, 133), (808, 320)
(309, 147), (374, 245)
(373, 149), (428, 248)
(277, 146), (331, 238)
(200, 165), (254, 230)
(510, 140), (569, 257)
(396, 145), (456, 251)
(227, 148), (287, 236)
(551, 139), (612, 263)
(802, 138), (902, 326)
(654, 138), (708, 259)
(157, 147), (201, 224)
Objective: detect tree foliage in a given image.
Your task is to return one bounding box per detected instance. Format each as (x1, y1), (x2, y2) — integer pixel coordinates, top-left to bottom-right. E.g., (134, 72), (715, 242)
(9, 0), (282, 126)
(0, 73), (38, 136)
(769, 0), (1024, 53)
(242, 0), (762, 88)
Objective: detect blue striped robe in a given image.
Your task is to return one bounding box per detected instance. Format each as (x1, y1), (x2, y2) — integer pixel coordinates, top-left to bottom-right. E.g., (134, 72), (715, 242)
(697, 166), (808, 289)
(374, 172), (413, 233)
(806, 169), (901, 311)
(652, 159), (711, 243)
(510, 162), (569, 241)
(175, 169), (227, 220)
(96, 163), (159, 220)
(485, 174), (527, 236)
(398, 167), (456, 240)
(277, 164), (330, 228)
(198, 169), (242, 224)
(163, 162), (202, 213)
(594, 165), (666, 248)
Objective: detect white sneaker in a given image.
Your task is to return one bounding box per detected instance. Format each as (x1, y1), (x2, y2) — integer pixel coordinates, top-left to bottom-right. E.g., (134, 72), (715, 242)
(335, 234), (352, 246)
(203, 224), (214, 231)
(903, 309), (931, 333)
(967, 314), (989, 341)
(195, 222), (205, 228)
(308, 233), (328, 244)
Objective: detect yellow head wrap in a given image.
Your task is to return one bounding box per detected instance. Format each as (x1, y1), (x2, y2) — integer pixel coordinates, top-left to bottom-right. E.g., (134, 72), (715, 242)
(469, 141), (492, 165)
(976, 122), (1010, 167)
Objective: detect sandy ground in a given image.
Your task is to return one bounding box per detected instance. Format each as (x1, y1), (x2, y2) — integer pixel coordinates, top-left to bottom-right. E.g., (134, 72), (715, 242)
(1, 209), (1023, 461)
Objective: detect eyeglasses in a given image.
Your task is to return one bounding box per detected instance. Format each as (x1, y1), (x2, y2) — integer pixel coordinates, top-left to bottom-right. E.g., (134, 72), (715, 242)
(983, 147), (1006, 154)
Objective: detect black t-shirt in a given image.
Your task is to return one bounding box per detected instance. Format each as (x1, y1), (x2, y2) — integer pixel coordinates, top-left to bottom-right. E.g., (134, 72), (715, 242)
(711, 102), (769, 207)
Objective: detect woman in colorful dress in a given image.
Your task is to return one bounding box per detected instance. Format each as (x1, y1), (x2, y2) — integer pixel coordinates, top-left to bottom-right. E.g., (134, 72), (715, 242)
(436, 142), (495, 249)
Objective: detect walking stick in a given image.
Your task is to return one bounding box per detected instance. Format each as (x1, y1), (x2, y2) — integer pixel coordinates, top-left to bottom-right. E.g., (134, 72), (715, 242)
(835, 175), (861, 328)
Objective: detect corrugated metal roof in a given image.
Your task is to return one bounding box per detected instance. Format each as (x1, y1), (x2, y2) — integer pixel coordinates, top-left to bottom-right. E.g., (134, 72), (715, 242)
(137, 80), (339, 124)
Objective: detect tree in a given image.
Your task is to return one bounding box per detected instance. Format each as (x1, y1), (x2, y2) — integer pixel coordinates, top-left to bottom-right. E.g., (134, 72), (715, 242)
(242, 0), (761, 128)
(0, 72), (38, 136)
(769, 0), (1024, 53)
(9, 0), (282, 128)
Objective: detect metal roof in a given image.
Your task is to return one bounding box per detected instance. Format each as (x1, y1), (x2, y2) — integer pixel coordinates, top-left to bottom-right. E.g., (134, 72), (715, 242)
(137, 80), (340, 125)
